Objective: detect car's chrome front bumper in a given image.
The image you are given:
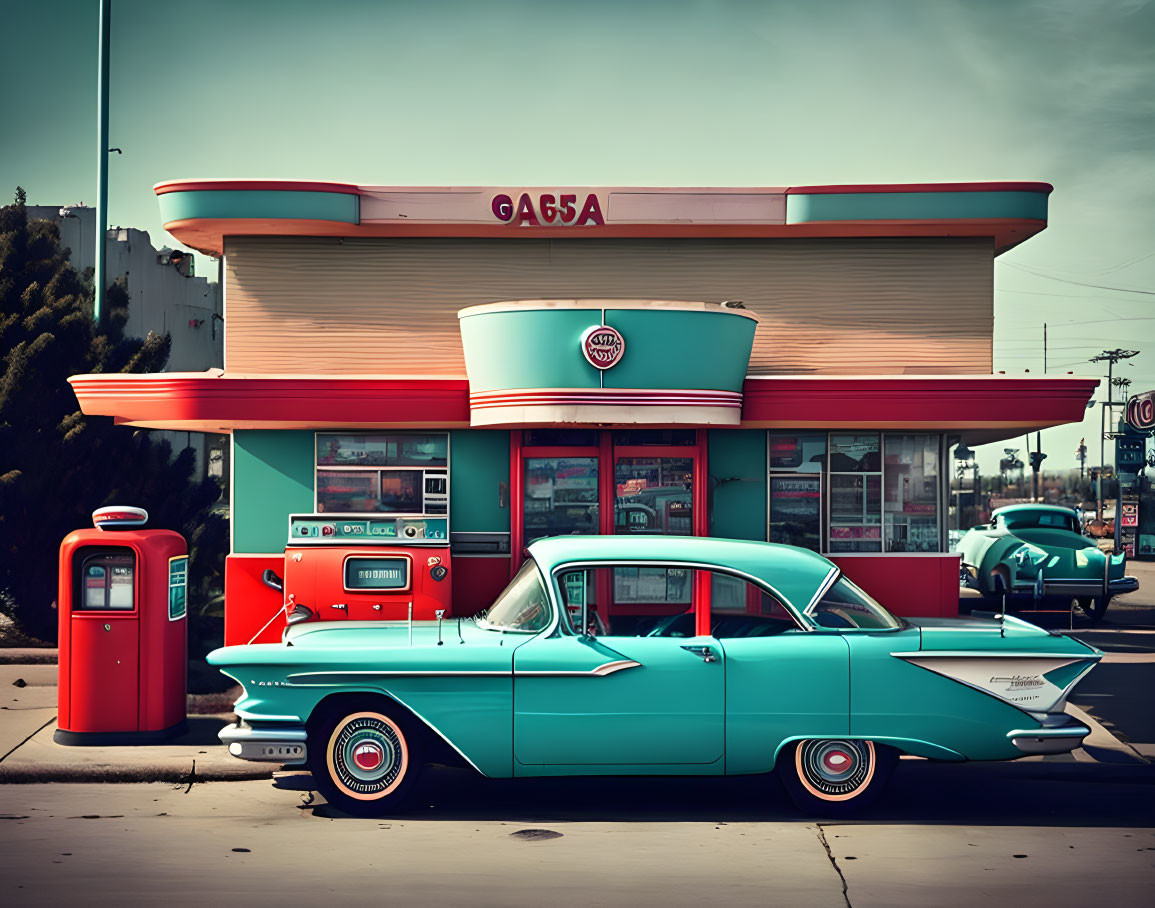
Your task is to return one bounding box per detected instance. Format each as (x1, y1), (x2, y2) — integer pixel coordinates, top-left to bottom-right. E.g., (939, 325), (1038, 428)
(219, 721), (308, 765)
(1009, 576), (1139, 598)
(1008, 715), (1091, 755)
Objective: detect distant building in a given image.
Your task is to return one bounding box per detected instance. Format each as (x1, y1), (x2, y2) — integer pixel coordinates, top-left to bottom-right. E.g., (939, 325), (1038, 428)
(29, 204), (225, 481)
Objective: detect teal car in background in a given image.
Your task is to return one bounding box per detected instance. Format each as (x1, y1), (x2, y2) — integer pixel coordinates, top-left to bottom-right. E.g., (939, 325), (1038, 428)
(957, 504), (1137, 623)
(210, 535), (1101, 816)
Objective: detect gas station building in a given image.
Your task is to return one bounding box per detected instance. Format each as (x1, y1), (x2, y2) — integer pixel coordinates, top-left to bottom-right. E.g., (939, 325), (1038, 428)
(69, 180), (1099, 644)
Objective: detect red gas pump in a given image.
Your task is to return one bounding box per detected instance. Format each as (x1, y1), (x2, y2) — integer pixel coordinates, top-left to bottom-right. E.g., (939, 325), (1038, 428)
(56, 507), (188, 744)
(277, 514), (452, 626)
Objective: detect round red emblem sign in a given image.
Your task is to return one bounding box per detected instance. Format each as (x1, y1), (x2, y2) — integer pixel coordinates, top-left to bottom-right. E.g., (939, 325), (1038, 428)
(581, 325), (625, 370)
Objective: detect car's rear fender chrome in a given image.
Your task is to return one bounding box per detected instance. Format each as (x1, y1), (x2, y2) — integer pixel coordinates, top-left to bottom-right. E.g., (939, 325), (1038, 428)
(892, 651), (1101, 714)
(1008, 714), (1090, 755)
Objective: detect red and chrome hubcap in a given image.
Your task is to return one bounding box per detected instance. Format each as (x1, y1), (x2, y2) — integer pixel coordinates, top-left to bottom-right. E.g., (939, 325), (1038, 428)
(796, 740), (876, 802)
(326, 712), (408, 801)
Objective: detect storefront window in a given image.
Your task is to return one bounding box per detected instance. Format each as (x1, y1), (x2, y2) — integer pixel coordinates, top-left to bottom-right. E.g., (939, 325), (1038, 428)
(614, 457), (693, 534)
(884, 435), (940, 552)
(769, 475), (822, 551)
(828, 434), (882, 552)
(523, 457), (599, 544)
(767, 432), (945, 555)
(315, 433), (448, 514)
(768, 434), (826, 552)
(768, 433), (826, 472)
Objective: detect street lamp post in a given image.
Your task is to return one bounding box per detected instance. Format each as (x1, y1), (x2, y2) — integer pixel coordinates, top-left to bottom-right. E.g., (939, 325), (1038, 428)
(95, 0), (111, 325)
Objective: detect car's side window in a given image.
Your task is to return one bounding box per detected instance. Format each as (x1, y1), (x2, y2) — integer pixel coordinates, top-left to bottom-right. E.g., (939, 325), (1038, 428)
(708, 571), (797, 638)
(557, 566), (695, 637)
(555, 566), (797, 638)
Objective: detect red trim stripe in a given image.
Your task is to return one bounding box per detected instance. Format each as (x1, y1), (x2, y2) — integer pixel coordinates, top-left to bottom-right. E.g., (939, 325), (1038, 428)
(785, 182), (1054, 195)
(470, 389), (743, 409)
(153, 179), (360, 196)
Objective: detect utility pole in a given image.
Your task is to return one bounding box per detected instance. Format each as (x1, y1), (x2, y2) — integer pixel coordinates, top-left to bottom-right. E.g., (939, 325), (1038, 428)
(95, 0), (111, 324)
(1036, 323), (1047, 501)
(1089, 349), (1140, 522)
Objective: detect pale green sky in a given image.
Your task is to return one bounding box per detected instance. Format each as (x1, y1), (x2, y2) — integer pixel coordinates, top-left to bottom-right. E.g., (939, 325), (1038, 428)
(2, 0), (1153, 472)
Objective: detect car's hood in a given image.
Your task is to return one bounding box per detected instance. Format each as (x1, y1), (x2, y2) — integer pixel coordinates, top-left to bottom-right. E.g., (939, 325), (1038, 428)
(897, 615), (1101, 714)
(207, 618), (518, 669)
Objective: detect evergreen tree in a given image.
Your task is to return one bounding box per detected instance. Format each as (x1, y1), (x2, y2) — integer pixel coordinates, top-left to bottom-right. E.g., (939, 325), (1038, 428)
(0, 188), (225, 642)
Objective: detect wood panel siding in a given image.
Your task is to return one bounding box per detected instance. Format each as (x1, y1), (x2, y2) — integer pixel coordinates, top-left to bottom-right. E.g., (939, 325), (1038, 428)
(223, 236), (992, 376)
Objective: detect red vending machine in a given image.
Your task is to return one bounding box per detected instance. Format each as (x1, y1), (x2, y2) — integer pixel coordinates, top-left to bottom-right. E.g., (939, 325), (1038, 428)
(56, 506), (188, 744)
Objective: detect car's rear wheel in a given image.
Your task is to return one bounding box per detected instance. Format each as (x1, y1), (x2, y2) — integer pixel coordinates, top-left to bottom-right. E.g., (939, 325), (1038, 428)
(1076, 596), (1109, 624)
(779, 739), (896, 816)
(309, 701), (422, 816)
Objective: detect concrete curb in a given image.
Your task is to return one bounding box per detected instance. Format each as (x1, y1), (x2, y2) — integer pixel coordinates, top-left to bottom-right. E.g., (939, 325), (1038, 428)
(0, 649), (58, 665)
(0, 761), (275, 784)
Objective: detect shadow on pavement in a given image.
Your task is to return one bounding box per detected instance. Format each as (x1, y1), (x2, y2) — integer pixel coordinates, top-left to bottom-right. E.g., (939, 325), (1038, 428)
(278, 759), (1155, 827)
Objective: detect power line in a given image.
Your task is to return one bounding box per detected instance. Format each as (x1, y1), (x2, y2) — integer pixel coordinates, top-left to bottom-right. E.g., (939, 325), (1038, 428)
(1005, 250), (1155, 277)
(1000, 262), (1155, 295)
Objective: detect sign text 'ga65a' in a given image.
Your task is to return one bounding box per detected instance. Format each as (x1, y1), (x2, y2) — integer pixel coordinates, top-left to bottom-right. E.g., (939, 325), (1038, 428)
(491, 193), (605, 227)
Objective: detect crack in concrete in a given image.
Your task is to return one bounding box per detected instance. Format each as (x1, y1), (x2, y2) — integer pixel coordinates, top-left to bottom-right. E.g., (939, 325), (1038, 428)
(182, 759), (198, 793)
(0, 716), (55, 763)
(815, 823), (851, 908)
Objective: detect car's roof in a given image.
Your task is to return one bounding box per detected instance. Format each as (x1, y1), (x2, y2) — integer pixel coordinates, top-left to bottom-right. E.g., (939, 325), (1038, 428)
(526, 535), (836, 610)
(992, 504), (1078, 517)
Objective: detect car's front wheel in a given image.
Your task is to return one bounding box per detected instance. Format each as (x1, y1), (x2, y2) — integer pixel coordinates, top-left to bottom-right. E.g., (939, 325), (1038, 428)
(309, 701), (422, 816)
(778, 739), (896, 815)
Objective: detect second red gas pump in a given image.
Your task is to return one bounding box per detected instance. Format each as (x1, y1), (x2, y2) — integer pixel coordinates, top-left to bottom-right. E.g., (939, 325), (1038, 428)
(56, 507), (187, 744)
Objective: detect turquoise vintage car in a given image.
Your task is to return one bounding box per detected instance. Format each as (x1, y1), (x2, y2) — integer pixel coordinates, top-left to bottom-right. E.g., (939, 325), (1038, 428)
(957, 504), (1137, 623)
(210, 535), (1101, 816)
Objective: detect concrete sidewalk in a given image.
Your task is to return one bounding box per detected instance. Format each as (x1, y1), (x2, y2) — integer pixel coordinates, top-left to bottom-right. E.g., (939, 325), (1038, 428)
(0, 664), (272, 783)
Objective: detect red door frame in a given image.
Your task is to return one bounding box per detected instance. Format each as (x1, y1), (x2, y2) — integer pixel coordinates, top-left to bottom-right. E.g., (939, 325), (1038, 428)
(509, 429), (711, 635)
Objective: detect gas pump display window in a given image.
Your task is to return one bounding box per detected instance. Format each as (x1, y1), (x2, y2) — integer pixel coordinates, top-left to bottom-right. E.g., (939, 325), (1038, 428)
(315, 432), (449, 515)
(344, 556), (411, 592)
(76, 551), (135, 611)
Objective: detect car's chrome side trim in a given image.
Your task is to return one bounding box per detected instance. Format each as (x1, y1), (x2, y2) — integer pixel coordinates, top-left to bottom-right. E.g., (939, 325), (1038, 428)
(891, 651), (1103, 660)
(515, 660), (642, 677)
(234, 710), (303, 724)
(286, 670), (509, 684)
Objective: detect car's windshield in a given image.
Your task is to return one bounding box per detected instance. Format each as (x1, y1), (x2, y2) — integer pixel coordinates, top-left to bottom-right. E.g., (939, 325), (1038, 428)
(807, 576), (900, 630)
(479, 560), (552, 633)
(1001, 510), (1077, 532)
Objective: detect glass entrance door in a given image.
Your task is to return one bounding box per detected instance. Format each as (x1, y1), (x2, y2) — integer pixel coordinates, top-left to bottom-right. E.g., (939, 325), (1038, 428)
(522, 452), (601, 546)
(514, 430), (705, 559)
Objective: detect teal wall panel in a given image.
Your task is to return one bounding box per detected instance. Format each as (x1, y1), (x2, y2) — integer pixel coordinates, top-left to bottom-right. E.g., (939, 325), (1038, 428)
(460, 310), (600, 391)
(459, 306), (755, 392)
(603, 309), (755, 390)
(786, 190), (1048, 224)
(233, 430), (316, 553)
(708, 430), (767, 541)
(450, 430), (510, 532)
(158, 190), (358, 225)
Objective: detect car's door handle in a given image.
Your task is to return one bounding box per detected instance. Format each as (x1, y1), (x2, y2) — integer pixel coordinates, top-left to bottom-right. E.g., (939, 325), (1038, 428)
(680, 645), (717, 663)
